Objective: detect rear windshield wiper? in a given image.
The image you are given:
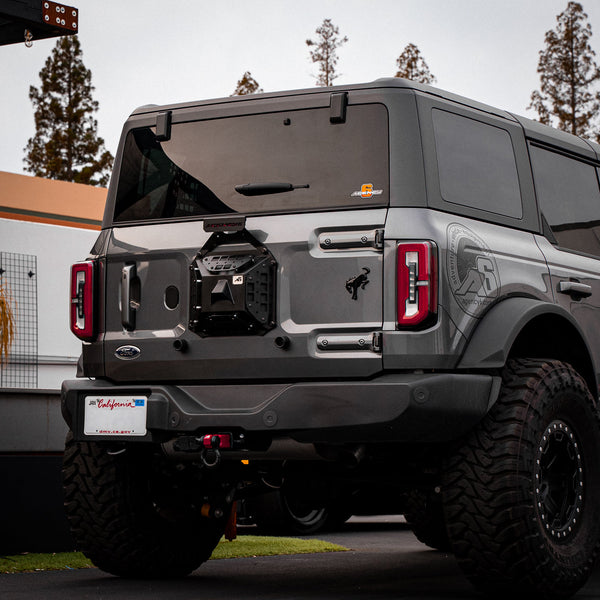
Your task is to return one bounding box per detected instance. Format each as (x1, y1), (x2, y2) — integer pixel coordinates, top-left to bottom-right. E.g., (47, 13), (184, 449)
(235, 182), (309, 196)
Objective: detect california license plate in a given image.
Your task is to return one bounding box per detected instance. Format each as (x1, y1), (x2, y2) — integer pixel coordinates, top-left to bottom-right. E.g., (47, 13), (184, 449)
(84, 396), (147, 436)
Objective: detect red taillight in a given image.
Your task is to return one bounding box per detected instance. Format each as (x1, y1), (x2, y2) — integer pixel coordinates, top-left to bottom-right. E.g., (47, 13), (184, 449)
(70, 261), (96, 341)
(397, 242), (437, 327)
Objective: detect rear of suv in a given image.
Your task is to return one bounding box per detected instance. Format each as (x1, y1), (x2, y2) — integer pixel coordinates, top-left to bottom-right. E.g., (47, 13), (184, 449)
(62, 78), (600, 598)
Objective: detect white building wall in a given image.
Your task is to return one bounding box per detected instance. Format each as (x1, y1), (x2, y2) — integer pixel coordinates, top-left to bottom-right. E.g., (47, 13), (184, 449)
(0, 218), (98, 389)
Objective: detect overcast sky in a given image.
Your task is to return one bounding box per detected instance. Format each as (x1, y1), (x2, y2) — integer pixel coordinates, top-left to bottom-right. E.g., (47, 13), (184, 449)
(3, 0), (600, 178)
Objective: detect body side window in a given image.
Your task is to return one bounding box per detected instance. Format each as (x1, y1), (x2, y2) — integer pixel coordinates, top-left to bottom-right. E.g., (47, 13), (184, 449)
(432, 108), (523, 219)
(529, 144), (600, 257)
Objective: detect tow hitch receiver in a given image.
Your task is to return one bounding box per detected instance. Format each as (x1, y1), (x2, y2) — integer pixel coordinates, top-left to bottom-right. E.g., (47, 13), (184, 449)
(199, 434), (232, 467)
(201, 434), (232, 449)
(173, 433), (234, 453)
(172, 433), (235, 467)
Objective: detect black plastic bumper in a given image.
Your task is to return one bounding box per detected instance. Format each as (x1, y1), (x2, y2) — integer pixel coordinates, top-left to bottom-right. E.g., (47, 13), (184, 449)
(62, 373), (500, 445)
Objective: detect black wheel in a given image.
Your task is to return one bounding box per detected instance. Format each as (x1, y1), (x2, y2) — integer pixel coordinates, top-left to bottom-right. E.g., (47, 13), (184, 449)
(249, 487), (330, 535)
(404, 489), (451, 551)
(443, 359), (600, 599)
(62, 435), (226, 578)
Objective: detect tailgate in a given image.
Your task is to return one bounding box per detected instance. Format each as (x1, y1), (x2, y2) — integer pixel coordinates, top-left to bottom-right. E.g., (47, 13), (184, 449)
(102, 211), (386, 381)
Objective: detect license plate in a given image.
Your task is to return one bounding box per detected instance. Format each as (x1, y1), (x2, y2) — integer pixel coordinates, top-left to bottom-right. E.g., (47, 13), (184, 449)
(84, 396), (147, 436)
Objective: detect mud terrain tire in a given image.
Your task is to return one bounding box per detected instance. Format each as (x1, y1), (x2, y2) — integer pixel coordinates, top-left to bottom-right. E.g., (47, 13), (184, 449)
(404, 489), (450, 551)
(63, 435), (225, 578)
(443, 359), (600, 599)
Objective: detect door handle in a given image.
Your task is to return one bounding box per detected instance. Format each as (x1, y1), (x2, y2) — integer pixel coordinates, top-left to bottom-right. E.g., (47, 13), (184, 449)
(558, 281), (592, 298)
(121, 264), (137, 330)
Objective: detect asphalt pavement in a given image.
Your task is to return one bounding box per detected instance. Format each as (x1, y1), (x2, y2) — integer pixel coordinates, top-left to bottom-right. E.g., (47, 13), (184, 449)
(1, 516), (599, 599)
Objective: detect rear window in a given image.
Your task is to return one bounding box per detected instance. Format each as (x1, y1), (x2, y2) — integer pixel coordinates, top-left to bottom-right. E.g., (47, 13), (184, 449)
(113, 104), (389, 223)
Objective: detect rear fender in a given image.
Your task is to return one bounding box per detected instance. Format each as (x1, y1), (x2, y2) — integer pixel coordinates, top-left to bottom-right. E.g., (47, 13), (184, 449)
(458, 297), (597, 400)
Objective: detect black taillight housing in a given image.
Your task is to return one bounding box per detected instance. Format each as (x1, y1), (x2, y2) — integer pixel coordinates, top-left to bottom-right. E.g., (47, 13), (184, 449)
(397, 242), (438, 328)
(70, 260), (96, 341)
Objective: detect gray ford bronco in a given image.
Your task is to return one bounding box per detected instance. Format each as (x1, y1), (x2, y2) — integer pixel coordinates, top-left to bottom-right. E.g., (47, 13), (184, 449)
(63, 78), (600, 598)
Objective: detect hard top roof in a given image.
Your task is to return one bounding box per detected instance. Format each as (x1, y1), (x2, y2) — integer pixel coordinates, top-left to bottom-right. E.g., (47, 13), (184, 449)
(130, 77), (515, 121)
(130, 77), (600, 161)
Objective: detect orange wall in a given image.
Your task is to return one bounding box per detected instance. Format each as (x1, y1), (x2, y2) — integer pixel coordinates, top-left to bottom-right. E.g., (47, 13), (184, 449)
(0, 171), (107, 230)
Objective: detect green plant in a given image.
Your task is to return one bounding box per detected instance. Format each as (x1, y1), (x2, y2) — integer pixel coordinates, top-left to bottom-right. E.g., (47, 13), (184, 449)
(0, 281), (15, 365)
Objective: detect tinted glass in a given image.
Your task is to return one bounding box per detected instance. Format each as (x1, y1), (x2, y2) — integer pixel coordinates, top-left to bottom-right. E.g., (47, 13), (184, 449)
(114, 104), (389, 223)
(529, 145), (600, 256)
(432, 109), (522, 218)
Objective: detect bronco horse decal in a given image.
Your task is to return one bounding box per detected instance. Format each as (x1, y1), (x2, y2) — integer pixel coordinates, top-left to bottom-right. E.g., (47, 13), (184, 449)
(345, 267), (370, 300)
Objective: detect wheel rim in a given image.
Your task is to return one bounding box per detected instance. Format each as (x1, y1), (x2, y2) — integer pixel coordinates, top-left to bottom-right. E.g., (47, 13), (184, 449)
(282, 495), (328, 529)
(534, 420), (584, 541)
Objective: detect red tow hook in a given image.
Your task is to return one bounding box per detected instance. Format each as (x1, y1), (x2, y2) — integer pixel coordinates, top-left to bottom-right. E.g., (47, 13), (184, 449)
(198, 433), (233, 468)
(201, 433), (232, 449)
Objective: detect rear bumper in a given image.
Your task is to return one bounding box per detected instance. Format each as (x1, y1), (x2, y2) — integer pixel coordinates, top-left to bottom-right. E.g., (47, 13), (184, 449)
(62, 372), (500, 445)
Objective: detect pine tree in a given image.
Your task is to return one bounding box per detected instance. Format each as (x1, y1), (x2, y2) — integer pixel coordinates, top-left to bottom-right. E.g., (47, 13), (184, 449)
(528, 1), (600, 139)
(24, 35), (113, 186)
(306, 18), (348, 87)
(232, 71), (263, 96)
(395, 43), (436, 84)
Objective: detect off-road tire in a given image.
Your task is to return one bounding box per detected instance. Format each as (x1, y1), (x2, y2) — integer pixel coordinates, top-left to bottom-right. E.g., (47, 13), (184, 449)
(404, 489), (451, 551)
(443, 359), (600, 599)
(62, 435), (226, 578)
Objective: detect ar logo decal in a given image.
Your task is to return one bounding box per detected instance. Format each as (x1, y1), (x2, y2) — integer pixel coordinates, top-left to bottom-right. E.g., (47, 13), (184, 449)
(350, 183), (383, 198)
(346, 267), (370, 300)
(447, 224), (500, 316)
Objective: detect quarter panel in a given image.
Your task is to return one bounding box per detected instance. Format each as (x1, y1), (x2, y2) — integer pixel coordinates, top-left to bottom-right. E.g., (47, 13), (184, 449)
(382, 209), (552, 369)
(536, 235), (600, 382)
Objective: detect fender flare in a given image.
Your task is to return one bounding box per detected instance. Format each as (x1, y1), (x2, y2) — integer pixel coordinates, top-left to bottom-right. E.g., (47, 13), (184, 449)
(458, 297), (594, 371)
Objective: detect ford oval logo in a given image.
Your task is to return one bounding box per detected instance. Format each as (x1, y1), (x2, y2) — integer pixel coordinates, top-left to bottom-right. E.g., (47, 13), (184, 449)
(115, 345), (141, 360)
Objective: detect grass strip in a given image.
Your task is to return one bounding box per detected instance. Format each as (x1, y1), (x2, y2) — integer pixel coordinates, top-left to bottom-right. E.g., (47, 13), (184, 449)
(0, 536), (348, 573)
(211, 535), (347, 559)
(0, 552), (92, 574)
